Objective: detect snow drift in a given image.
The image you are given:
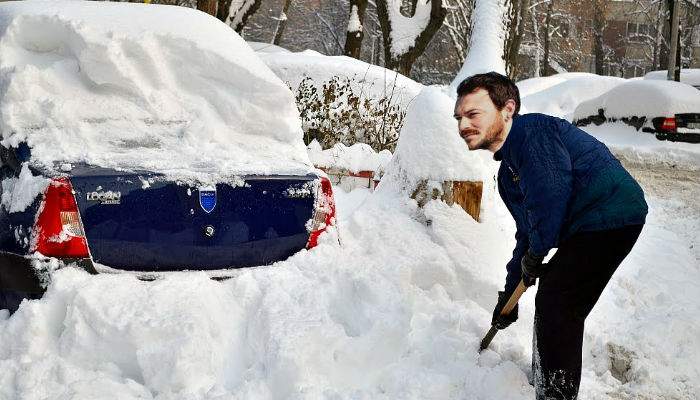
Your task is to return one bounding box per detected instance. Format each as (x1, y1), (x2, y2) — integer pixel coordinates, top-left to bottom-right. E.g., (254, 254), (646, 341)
(0, 1), (313, 180)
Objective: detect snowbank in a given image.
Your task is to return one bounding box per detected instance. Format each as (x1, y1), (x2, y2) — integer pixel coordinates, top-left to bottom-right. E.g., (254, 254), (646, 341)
(256, 49), (422, 109)
(0, 2), (313, 181)
(581, 123), (700, 171)
(307, 140), (392, 174)
(379, 86), (491, 195)
(573, 80), (700, 121)
(0, 184), (532, 399)
(518, 74), (625, 119)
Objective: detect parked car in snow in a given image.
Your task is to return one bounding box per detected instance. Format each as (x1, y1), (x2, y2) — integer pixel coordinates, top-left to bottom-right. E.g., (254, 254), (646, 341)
(0, 2), (335, 312)
(644, 68), (700, 91)
(573, 80), (700, 143)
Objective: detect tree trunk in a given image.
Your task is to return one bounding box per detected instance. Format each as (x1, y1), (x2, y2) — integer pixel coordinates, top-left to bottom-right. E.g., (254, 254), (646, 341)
(272, 0), (292, 45)
(376, 0), (446, 76)
(504, 0), (530, 78)
(593, 0), (606, 75)
(197, 0), (218, 17)
(224, 0), (263, 33)
(216, 0), (232, 22)
(543, 1), (552, 76)
(344, 0), (368, 59)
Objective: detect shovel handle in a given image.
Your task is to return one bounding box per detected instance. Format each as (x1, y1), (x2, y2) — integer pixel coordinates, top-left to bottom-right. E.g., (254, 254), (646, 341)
(479, 279), (528, 352)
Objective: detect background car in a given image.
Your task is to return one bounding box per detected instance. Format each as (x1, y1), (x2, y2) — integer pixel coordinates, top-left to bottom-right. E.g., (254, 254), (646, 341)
(573, 79), (700, 143)
(0, 2), (336, 313)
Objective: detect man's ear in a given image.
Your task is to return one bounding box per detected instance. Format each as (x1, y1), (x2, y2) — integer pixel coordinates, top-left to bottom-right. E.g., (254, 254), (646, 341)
(503, 99), (517, 119)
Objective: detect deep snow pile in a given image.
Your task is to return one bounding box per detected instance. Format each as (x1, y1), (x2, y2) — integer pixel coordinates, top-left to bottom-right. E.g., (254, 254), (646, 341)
(0, 2), (313, 180)
(3, 157), (698, 399)
(307, 140), (392, 174)
(581, 123), (700, 171)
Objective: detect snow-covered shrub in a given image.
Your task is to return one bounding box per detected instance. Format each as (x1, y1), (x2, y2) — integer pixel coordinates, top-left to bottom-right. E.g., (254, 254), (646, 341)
(291, 75), (407, 152)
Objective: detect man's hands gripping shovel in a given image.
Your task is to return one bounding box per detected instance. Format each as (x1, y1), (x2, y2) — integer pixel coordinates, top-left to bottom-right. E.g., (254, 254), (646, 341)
(480, 251), (547, 352)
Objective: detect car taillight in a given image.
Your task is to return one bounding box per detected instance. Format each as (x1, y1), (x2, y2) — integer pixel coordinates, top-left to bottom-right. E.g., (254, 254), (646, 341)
(307, 177), (336, 249)
(32, 177), (90, 258)
(660, 117), (677, 132)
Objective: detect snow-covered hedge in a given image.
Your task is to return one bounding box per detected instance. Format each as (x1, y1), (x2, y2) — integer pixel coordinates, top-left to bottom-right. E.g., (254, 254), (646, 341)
(292, 75), (407, 152)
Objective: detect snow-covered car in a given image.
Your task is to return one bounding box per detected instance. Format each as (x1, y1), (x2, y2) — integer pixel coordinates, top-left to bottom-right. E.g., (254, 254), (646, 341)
(0, 2), (335, 312)
(645, 68), (700, 90)
(573, 80), (700, 143)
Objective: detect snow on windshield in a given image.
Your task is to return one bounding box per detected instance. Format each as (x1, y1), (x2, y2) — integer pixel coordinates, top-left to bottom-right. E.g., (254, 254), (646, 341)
(0, 1), (313, 181)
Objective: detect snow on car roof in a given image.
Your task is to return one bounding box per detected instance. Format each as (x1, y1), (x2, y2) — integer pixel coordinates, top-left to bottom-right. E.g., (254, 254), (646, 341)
(0, 1), (313, 181)
(519, 74), (625, 120)
(573, 79), (700, 121)
(644, 69), (700, 87)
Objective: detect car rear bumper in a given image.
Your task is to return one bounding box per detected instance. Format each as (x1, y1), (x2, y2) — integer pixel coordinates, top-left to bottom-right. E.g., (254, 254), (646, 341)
(0, 252), (44, 293)
(1, 252), (98, 312)
(656, 131), (700, 143)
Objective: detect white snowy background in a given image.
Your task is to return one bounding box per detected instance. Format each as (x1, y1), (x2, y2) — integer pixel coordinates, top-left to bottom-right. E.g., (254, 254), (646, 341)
(0, 2), (698, 400)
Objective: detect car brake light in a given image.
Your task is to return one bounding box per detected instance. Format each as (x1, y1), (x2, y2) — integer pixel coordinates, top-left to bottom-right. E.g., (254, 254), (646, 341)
(307, 177), (336, 249)
(660, 117), (677, 132)
(32, 178), (90, 258)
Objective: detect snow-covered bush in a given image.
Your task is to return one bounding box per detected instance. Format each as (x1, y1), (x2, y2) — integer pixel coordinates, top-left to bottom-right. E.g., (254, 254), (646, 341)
(291, 75), (407, 152)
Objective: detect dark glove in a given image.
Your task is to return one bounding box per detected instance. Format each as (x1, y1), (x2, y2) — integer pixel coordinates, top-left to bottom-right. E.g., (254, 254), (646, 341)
(521, 250), (546, 287)
(491, 290), (518, 330)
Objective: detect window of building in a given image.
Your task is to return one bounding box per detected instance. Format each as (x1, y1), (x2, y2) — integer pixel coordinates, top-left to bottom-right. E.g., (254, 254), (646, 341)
(627, 22), (652, 43)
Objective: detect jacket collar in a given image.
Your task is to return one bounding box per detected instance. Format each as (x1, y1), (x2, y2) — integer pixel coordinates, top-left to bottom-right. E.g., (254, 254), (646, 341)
(493, 113), (520, 161)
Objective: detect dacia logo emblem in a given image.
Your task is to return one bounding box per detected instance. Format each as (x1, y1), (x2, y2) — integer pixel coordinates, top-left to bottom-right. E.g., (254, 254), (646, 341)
(199, 186), (217, 213)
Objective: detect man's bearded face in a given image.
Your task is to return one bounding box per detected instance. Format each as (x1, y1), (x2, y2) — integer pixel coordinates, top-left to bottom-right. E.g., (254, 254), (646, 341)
(454, 89), (507, 151)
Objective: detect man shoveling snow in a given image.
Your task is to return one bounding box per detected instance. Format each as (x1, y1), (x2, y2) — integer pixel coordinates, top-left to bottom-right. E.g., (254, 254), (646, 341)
(453, 72), (648, 399)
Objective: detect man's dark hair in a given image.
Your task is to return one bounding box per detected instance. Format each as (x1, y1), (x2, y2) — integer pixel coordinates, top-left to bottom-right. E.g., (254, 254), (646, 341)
(456, 72), (521, 115)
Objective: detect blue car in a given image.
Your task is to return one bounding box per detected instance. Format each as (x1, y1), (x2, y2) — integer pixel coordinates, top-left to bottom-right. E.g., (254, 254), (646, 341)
(0, 143), (335, 312)
(0, 2), (337, 313)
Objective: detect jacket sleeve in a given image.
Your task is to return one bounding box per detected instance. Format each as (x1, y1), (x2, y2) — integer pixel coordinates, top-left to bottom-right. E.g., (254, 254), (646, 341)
(514, 124), (573, 257)
(504, 228), (528, 294)
(498, 174), (529, 294)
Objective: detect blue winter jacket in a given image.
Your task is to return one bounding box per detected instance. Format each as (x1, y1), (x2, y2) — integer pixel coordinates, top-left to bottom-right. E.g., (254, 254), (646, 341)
(495, 113), (648, 293)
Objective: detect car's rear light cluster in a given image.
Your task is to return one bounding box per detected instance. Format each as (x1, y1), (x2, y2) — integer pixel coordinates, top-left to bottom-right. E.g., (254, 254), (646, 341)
(660, 117), (677, 132)
(32, 178), (90, 258)
(307, 177), (336, 249)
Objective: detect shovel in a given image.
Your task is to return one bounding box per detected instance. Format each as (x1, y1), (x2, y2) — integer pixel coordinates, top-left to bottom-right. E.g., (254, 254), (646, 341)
(479, 279), (528, 352)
